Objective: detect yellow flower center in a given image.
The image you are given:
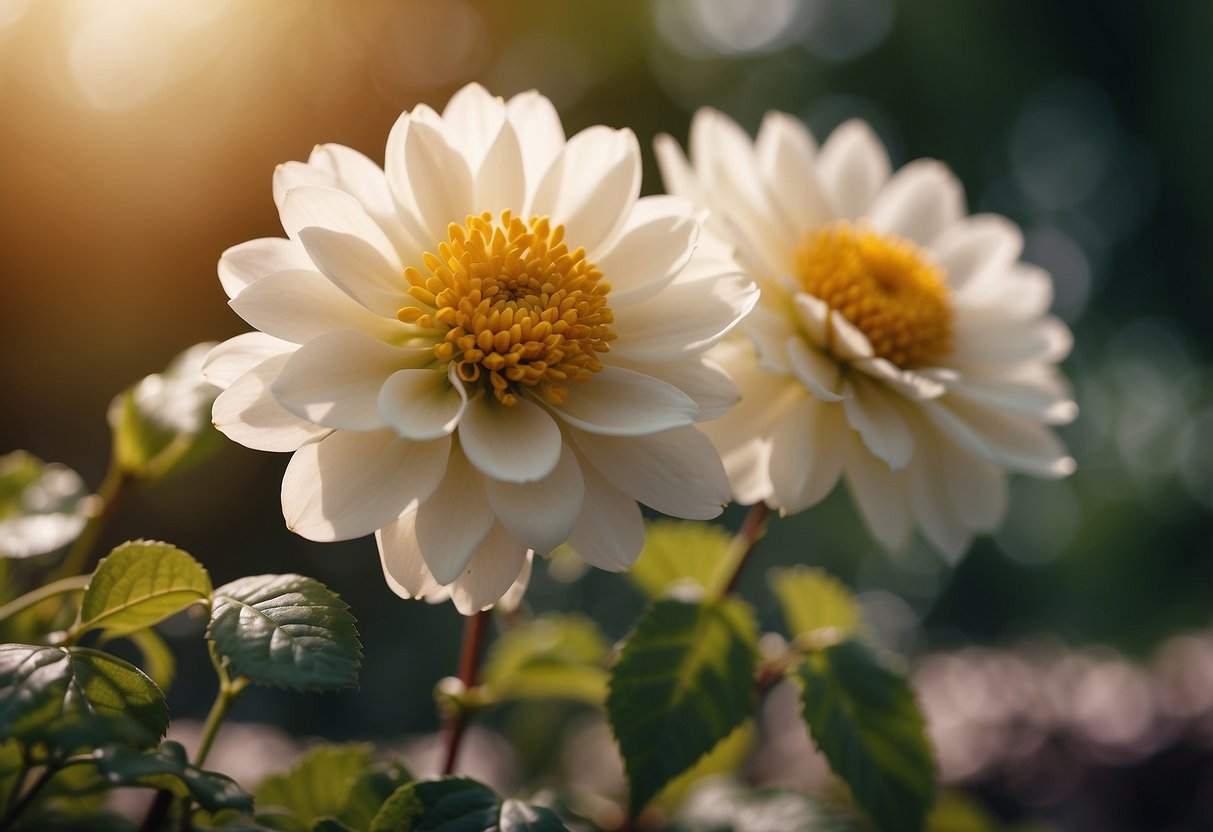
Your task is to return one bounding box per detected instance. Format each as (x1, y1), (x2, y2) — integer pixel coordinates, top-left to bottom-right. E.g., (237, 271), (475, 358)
(399, 211), (616, 406)
(795, 221), (953, 368)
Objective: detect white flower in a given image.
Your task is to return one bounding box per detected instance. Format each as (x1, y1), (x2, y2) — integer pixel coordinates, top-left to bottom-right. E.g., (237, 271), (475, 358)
(656, 109), (1077, 560)
(205, 84), (757, 613)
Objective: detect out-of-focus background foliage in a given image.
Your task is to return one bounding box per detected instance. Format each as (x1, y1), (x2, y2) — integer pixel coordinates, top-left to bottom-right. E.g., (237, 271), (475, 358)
(1, 1), (1210, 828)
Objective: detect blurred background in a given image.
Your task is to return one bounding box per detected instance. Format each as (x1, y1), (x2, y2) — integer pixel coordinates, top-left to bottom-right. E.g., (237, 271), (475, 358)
(1, 0), (1211, 828)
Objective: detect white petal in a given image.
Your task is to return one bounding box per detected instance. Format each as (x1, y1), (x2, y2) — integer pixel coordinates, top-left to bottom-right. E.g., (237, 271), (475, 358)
(610, 354), (739, 422)
(786, 337), (845, 401)
(573, 426), (728, 520)
(403, 119), (475, 242)
(505, 89), (566, 191)
(610, 270), (757, 362)
(654, 132), (703, 204)
(769, 395), (847, 513)
(448, 523), (530, 614)
(755, 110), (832, 233)
(296, 226), (407, 318)
(594, 195), (699, 304)
(212, 354), (330, 452)
(906, 449), (972, 562)
(955, 263), (1053, 321)
(827, 311), (875, 361)
(567, 454), (644, 571)
(230, 269), (407, 344)
(458, 393), (562, 482)
(279, 185), (401, 268)
(726, 436), (774, 507)
(931, 214), (1024, 290)
(552, 366), (698, 436)
(282, 429), (450, 541)
(842, 375), (914, 470)
(792, 294), (830, 348)
(868, 159), (966, 246)
(204, 333), (295, 388)
(377, 510), (444, 600)
(272, 330), (429, 431)
(853, 357), (947, 400)
(952, 316), (1073, 365)
(816, 119), (891, 220)
(922, 397), (1075, 478)
(379, 364), (468, 441)
(474, 117), (526, 217)
(531, 125), (640, 253)
(484, 444), (584, 556)
(415, 448), (495, 584)
(939, 436), (1008, 534)
(844, 433), (912, 550)
(746, 301), (797, 374)
(218, 237), (311, 299)
(946, 377), (1078, 425)
(496, 554), (534, 613)
(440, 82), (507, 172)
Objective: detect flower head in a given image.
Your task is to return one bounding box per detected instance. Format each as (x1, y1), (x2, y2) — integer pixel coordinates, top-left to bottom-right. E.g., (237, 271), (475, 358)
(206, 84), (756, 613)
(656, 109), (1076, 559)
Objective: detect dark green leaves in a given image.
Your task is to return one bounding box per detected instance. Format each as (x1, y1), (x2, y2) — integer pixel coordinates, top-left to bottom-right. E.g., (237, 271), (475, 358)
(628, 520), (736, 599)
(0, 644), (167, 750)
(370, 778), (566, 832)
(769, 566), (860, 640)
(208, 574), (362, 691)
(254, 744), (401, 831)
(78, 540), (212, 637)
(0, 450), (91, 559)
(482, 613), (609, 705)
(95, 741), (253, 812)
(607, 597), (758, 816)
(795, 639), (935, 832)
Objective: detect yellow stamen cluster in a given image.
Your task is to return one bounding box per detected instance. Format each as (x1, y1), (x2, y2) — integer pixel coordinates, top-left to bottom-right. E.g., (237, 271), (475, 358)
(399, 211), (616, 406)
(796, 221), (953, 368)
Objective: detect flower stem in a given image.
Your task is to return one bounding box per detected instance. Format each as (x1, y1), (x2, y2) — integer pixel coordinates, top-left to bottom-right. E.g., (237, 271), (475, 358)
(0, 754), (91, 829)
(0, 575), (90, 627)
(197, 644), (248, 768)
(721, 502), (771, 597)
(53, 464), (132, 582)
(440, 609), (492, 776)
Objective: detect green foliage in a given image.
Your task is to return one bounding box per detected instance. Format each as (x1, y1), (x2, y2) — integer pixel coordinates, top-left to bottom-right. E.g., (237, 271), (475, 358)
(769, 566), (861, 640)
(78, 540), (212, 638)
(107, 342), (222, 482)
(95, 740), (253, 813)
(628, 520), (736, 599)
(607, 597), (758, 816)
(208, 574), (362, 691)
(0, 450), (91, 559)
(253, 743), (410, 831)
(116, 626), (177, 690)
(0, 738), (22, 810)
(370, 778), (567, 832)
(795, 638), (935, 832)
(0, 644), (167, 750)
(482, 613), (610, 705)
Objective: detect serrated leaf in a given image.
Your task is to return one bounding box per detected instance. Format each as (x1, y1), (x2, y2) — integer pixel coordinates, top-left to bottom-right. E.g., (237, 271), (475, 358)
(109, 343), (223, 482)
(95, 740), (254, 813)
(0, 644), (167, 750)
(0, 450), (91, 559)
(119, 627), (177, 690)
(795, 638), (935, 832)
(768, 566), (861, 640)
(627, 521), (736, 599)
(369, 778), (567, 832)
(79, 540), (212, 637)
(482, 613), (610, 704)
(607, 597), (758, 816)
(254, 743), (373, 831)
(209, 574), (361, 691)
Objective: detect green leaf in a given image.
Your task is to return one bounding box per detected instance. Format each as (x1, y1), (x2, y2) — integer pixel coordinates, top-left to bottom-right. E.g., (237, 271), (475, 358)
(482, 613), (610, 705)
(0, 644), (168, 750)
(78, 540), (212, 638)
(95, 741), (254, 813)
(108, 342), (223, 481)
(369, 778), (567, 832)
(768, 566), (861, 640)
(117, 627), (177, 690)
(254, 743), (374, 831)
(209, 574), (362, 691)
(627, 521), (735, 599)
(0, 738), (22, 810)
(607, 597), (758, 816)
(795, 638), (935, 832)
(0, 450), (91, 559)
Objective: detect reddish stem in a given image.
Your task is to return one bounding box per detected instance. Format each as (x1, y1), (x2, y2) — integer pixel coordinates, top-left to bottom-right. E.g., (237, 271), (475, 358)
(722, 502), (771, 596)
(440, 609), (491, 775)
